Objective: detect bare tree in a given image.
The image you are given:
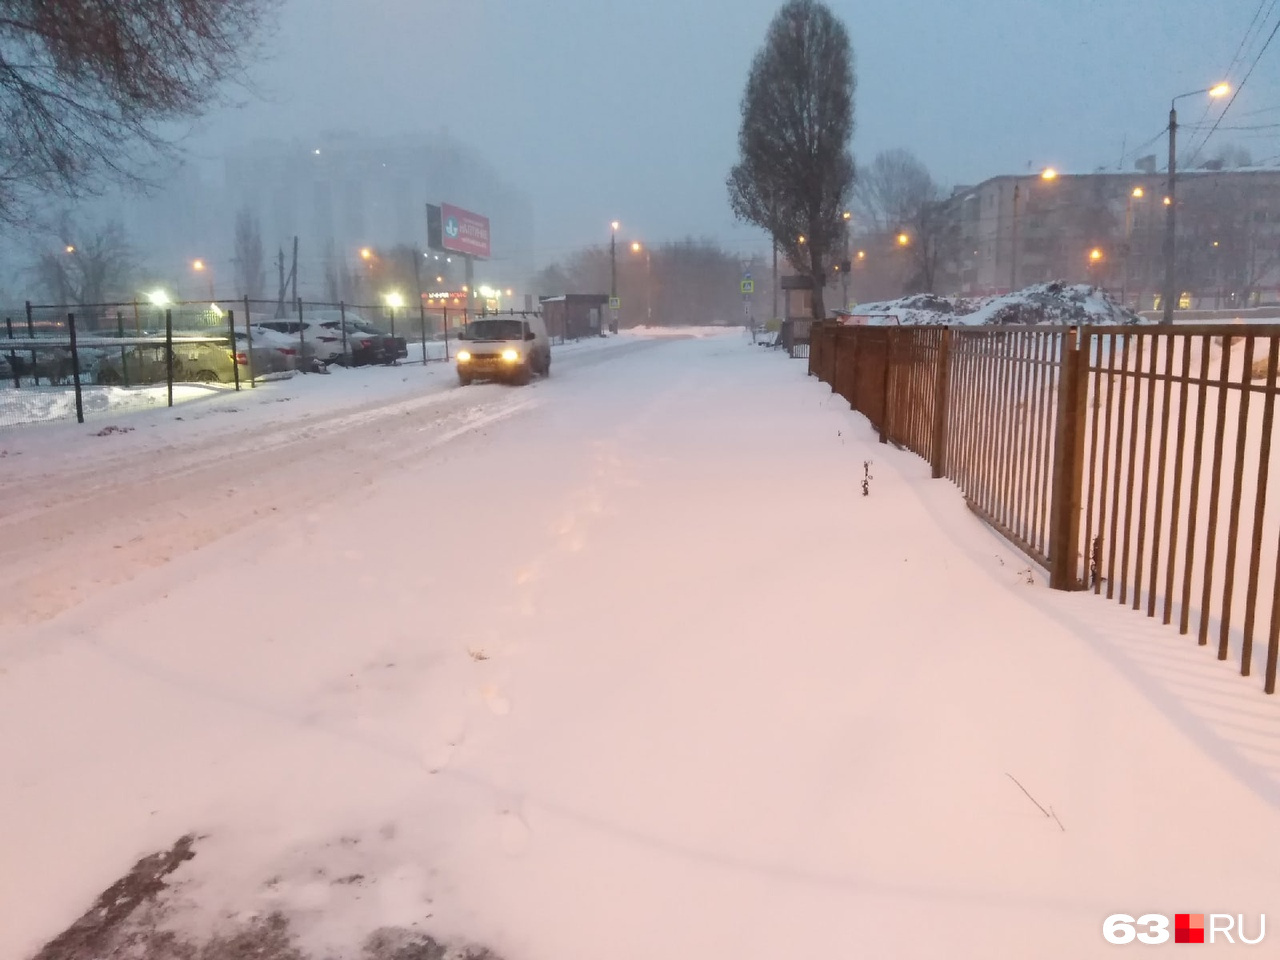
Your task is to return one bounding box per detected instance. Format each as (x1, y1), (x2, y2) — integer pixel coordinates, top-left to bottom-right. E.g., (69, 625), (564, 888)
(727, 0), (856, 319)
(0, 0), (277, 225)
(233, 209), (266, 300)
(854, 149), (938, 234)
(33, 219), (136, 307)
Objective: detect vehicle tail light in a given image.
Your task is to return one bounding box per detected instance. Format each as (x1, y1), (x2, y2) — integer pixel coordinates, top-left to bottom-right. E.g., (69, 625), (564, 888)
(236, 352), (248, 364)
(279, 348), (297, 356)
(360, 339), (372, 348)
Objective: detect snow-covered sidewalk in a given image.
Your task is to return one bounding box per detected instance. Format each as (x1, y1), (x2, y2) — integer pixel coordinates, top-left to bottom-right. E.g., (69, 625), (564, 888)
(2, 333), (1278, 959)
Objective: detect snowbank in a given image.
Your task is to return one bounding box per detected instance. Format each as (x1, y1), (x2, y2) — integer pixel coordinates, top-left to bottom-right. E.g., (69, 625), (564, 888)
(856, 283), (1147, 326)
(623, 324), (741, 338)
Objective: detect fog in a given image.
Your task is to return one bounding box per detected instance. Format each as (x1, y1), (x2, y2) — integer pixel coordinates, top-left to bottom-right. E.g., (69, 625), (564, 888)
(7, 0), (1280, 299)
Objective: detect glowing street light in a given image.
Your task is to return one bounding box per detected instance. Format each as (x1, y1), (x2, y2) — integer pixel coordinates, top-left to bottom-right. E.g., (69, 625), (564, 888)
(360, 247), (373, 261)
(798, 235), (807, 245)
(436, 276), (444, 284)
(146, 289), (170, 307)
(897, 232), (911, 246)
(1164, 82), (1231, 322)
(384, 292), (405, 309)
(842, 211), (852, 221)
(611, 220), (620, 232)
(1089, 247), (1104, 263)
(1040, 167), (1059, 181)
(631, 241), (642, 253)
(856, 250), (866, 260)
(64, 245), (75, 254)
(192, 259), (206, 272)
(1132, 186), (1145, 199)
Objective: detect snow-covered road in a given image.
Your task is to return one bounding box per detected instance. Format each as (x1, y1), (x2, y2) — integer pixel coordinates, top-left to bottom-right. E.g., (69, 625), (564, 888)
(3, 332), (1280, 959)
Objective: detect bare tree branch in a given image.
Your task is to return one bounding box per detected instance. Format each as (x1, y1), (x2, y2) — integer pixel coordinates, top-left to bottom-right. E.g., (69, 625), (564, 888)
(0, 0), (278, 224)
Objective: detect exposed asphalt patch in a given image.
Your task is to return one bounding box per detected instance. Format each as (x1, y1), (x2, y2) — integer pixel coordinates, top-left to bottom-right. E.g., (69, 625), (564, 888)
(29, 836), (500, 960)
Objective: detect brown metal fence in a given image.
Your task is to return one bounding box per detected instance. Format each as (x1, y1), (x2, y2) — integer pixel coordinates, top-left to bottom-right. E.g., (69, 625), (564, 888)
(809, 320), (1280, 696)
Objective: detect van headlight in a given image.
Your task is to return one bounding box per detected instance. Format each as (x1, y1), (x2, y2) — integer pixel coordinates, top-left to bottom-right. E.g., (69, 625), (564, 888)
(501, 349), (520, 362)
(457, 350), (472, 362)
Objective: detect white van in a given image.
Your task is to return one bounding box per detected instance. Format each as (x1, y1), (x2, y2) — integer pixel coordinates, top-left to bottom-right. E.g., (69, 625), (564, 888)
(455, 315), (551, 386)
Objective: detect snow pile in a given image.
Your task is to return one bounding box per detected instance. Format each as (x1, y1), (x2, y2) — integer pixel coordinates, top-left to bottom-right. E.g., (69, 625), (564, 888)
(624, 324), (740, 338)
(856, 283), (1147, 326)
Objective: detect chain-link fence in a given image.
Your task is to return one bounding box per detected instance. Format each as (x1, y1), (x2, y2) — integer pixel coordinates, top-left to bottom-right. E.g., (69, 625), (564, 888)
(2, 298), (552, 429)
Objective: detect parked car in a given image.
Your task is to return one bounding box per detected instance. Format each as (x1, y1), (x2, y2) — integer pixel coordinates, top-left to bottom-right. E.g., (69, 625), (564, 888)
(96, 342), (237, 385)
(304, 310), (386, 366)
(232, 329), (297, 375)
(455, 316), (551, 386)
(250, 318), (348, 366)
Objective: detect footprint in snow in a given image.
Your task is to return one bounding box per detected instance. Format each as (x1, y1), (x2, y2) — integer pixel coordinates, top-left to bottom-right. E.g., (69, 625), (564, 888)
(498, 810), (530, 856)
(482, 684), (511, 716)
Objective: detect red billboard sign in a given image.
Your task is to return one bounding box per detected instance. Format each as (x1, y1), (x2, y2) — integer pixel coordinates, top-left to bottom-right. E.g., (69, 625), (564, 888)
(440, 203), (491, 259)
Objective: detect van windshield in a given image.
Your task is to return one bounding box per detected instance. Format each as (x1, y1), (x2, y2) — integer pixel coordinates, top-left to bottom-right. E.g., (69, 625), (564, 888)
(465, 319), (525, 341)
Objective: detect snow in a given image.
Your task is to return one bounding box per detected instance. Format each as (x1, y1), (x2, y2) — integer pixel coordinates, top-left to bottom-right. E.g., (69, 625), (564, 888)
(2, 334), (1279, 958)
(0, 332), (630, 435)
(856, 283), (1147, 326)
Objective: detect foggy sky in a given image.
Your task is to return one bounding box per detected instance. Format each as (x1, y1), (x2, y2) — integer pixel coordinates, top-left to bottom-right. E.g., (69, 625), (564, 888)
(192, 0), (1280, 265)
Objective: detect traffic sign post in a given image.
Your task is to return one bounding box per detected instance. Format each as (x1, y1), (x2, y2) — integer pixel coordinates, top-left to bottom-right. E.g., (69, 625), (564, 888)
(741, 271), (755, 341)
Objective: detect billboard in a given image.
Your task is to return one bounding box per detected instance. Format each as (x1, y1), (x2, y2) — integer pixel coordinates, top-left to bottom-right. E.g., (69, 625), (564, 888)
(426, 203), (490, 259)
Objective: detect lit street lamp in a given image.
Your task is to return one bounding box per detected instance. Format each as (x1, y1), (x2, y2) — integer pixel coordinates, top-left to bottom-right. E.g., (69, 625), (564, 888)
(146, 289), (170, 307)
(609, 221), (620, 333)
(1163, 82), (1230, 322)
(1122, 187), (1145, 306)
(631, 241), (653, 324)
(1010, 166), (1060, 292)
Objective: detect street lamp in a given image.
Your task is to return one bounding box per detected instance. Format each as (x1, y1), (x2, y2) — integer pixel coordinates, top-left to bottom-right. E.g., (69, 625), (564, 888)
(631, 240), (653, 324)
(1122, 187), (1146, 306)
(609, 221), (620, 332)
(1011, 166), (1060, 292)
(64, 245), (75, 254)
(897, 232), (910, 247)
(146, 289), (170, 307)
(1163, 82), (1230, 322)
(384, 291), (405, 309)
(192, 259), (214, 300)
(360, 247), (373, 261)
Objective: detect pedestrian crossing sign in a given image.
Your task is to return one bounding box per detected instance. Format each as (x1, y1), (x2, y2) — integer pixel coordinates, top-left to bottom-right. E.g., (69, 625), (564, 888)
(741, 279), (755, 295)
(609, 296), (620, 310)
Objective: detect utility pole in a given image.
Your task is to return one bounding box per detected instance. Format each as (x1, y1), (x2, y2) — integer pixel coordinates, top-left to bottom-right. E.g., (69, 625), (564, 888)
(1162, 103), (1178, 324)
(609, 220), (619, 334)
(1010, 182), (1021, 293)
(290, 236), (299, 306)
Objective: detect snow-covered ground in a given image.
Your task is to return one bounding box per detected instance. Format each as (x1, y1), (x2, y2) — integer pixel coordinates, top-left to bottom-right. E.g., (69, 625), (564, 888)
(2, 330), (1278, 959)
(0, 334), (625, 431)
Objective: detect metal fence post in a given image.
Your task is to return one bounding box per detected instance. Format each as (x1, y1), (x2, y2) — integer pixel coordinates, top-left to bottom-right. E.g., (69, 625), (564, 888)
(296, 297), (306, 372)
(25, 301), (37, 385)
(931, 326), (953, 479)
(243, 296), (256, 388)
(5, 318), (18, 388)
(67, 312), (84, 424)
(116, 311), (130, 386)
(165, 308), (174, 408)
(228, 309), (241, 391)
(443, 307), (451, 361)
(1049, 327), (1089, 590)
(339, 301), (348, 363)
(419, 300), (428, 364)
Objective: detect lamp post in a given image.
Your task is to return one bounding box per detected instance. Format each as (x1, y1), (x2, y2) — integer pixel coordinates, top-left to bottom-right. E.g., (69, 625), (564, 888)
(192, 259), (214, 300)
(1122, 187), (1145, 307)
(1163, 83), (1230, 323)
(609, 220), (620, 333)
(631, 241), (652, 324)
(1011, 167), (1058, 293)
(841, 210), (852, 309)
